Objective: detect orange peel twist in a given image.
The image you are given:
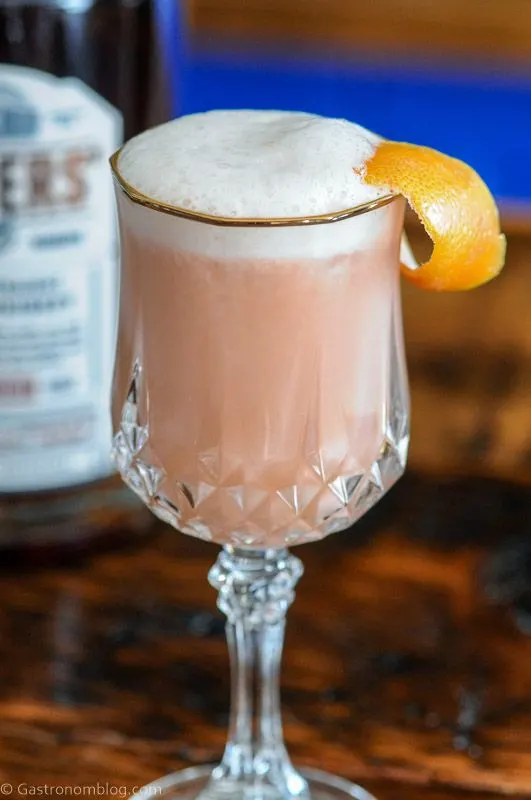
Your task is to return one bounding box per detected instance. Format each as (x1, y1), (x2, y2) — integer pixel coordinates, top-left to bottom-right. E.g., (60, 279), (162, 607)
(362, 141), (506, 291)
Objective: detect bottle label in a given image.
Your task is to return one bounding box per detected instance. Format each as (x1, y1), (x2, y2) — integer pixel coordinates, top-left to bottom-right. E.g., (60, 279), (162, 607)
(0, 66), (122, 492)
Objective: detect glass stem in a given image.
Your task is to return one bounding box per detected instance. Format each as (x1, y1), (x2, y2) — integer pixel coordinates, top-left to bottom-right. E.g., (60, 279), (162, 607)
(206, 547), (309, 799)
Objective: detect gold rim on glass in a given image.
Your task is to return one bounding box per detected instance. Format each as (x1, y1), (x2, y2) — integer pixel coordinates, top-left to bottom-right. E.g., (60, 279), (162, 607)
(110, 147), (398, 228)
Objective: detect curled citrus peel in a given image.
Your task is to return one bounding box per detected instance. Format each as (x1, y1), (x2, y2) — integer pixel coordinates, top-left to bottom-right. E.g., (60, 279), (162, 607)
(362, 141), (506, 291)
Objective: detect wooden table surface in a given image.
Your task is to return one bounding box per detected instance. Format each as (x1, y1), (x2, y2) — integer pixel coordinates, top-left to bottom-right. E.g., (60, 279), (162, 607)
(2, 467), (531, 799)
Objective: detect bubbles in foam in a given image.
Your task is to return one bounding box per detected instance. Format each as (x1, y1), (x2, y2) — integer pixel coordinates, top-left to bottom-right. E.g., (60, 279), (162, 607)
(117, 110), (389, 219)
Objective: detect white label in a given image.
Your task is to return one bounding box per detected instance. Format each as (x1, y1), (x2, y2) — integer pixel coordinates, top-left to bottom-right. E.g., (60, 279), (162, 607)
(0, 65), (122, 492)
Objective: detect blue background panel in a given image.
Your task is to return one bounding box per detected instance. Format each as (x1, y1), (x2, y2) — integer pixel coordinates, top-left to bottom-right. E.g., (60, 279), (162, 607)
(170, 41), (531, 206)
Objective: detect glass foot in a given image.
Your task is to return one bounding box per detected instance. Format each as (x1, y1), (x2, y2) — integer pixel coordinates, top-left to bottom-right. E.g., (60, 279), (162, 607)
(132, 765), (376, 800)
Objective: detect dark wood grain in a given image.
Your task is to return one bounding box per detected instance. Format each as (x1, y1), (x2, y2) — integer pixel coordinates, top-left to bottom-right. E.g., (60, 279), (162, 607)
(1, 469), (531, 797)
(404, 230), (531, 486)
(190, 0), (531, 68)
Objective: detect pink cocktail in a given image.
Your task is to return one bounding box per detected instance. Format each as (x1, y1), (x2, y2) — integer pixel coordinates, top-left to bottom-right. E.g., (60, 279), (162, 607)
(112, 169), (408, 550)
(111, 110), (410, 800)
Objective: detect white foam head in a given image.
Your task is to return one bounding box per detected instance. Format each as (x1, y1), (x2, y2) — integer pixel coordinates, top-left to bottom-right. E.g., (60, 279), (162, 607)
(116, 110), (399, 259)
(118, 110), (388, 218)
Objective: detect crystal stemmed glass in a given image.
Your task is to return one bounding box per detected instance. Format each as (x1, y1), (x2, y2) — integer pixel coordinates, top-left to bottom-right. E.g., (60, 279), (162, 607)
(109, 150), (409, 800)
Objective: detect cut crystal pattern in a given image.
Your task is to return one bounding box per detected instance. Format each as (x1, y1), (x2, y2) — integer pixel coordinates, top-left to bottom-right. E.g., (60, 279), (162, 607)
(111, 364), (188, 534)
(208, 548), (304, 628)
(112, 290), (409, 548)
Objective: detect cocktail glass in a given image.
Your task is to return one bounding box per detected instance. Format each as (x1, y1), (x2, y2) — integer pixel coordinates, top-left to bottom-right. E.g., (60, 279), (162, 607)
(110, 150), (409, 800)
